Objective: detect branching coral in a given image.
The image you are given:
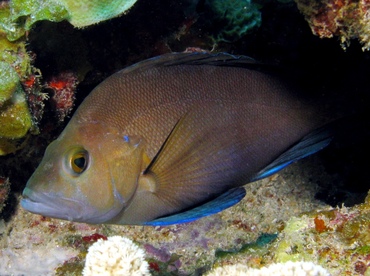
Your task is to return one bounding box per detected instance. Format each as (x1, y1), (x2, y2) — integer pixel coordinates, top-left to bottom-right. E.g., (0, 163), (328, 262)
(83, 236), (150, 276)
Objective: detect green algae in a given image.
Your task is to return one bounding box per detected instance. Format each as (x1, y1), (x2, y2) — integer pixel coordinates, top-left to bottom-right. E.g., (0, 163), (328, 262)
(55, 252), (85, 276)
(0, 0), (138, 154)
(356, 245), (370, 255)
(205, 0), (262, 42)
(215, 233), (278, 258)
(0, 61), (32, 154)
(0, 62), (19, 104)
(0, 89), (32, 139)
(274, 216), (316, 263)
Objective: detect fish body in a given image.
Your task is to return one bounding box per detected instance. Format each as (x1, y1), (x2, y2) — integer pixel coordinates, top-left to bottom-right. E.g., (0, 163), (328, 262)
(21, 52), (330, 225)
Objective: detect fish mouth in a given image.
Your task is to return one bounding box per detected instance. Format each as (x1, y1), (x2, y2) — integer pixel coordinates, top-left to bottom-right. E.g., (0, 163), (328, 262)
(21, 187), (123, 224)
(21, 187), (87, 222)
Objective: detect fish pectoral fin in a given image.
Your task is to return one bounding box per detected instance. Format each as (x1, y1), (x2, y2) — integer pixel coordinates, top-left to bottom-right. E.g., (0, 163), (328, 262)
(141, 104), (252, 220)
(138, 172), (158, 193)
(143, 187), (246, 226)
(252, 125), (333, 181)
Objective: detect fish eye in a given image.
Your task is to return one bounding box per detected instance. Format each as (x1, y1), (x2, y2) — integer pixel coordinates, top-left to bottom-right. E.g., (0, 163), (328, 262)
(69, 150), (89, 174)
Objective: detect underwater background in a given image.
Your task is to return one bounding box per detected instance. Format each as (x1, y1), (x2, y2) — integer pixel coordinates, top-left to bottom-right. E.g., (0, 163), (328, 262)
(1, 0), (370, 275)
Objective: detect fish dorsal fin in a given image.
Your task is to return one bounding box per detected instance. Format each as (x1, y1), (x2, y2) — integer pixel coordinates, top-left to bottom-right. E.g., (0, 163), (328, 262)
(121, 52), (258, 75)
(252, 125), (332, 181)
(144, 187), (246, 226)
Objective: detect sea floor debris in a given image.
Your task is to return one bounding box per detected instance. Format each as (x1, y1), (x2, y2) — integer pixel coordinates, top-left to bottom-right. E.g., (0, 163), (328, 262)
(1, 155), (369, 275)
(0, 156), (351, 275)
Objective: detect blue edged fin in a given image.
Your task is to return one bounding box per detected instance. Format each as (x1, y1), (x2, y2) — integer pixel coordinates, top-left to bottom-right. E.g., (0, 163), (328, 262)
(144, 187), (246, 226)
(252, 126), (333, 181)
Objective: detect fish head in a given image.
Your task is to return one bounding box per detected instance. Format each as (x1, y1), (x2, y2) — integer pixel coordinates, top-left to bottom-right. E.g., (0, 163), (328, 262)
(21, 120), (145, 224)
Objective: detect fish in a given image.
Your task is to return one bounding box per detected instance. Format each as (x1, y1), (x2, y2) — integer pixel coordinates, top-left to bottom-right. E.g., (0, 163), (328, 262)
(21, 52), (333, 226)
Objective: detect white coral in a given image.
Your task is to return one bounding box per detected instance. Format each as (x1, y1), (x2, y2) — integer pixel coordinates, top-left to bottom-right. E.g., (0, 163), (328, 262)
(206, 261), (330, 276)
(83, 235), (150, 276)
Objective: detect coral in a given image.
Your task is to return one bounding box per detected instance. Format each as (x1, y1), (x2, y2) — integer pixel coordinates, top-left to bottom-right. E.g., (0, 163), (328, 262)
(272, 191), (370, 275)
(0, 0), (68, 41)
(57, 0), (138, 28)
(0, 49), (33, 155)
(0, 61), (19, 104)
(1, 0), (137, 41)
(0, 0), (137, 153)
(205, 261), (330, 276)
(204, 0), (261, 42)
(0, 76), (32, 146)
(22, 72), (48, 126)
(46, 72), (78, 122)
(0, 10), (40, 154)
(83, 236), (150, 276)
(295, 0), (370, 50)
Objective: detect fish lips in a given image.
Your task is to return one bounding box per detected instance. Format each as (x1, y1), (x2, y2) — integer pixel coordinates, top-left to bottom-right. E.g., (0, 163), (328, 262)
(21, 188), (123, 224)
(21, 188), (84, 222)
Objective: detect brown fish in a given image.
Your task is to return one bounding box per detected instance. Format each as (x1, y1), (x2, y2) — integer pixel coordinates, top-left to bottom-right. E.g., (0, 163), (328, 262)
(21, 52), (331, 225)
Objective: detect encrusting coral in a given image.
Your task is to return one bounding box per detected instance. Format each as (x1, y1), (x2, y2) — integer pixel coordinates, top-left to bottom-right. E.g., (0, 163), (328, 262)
(57, 0), (139, 28)
(0, 62), (32, 155)
(205, 261), (330, 276)
(83, 236), (150, 276)
(1, 0), (138, 41)
(295, 0), (370, 50)
(0, 0), (138, 155)
(0, 28), (33, 154)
